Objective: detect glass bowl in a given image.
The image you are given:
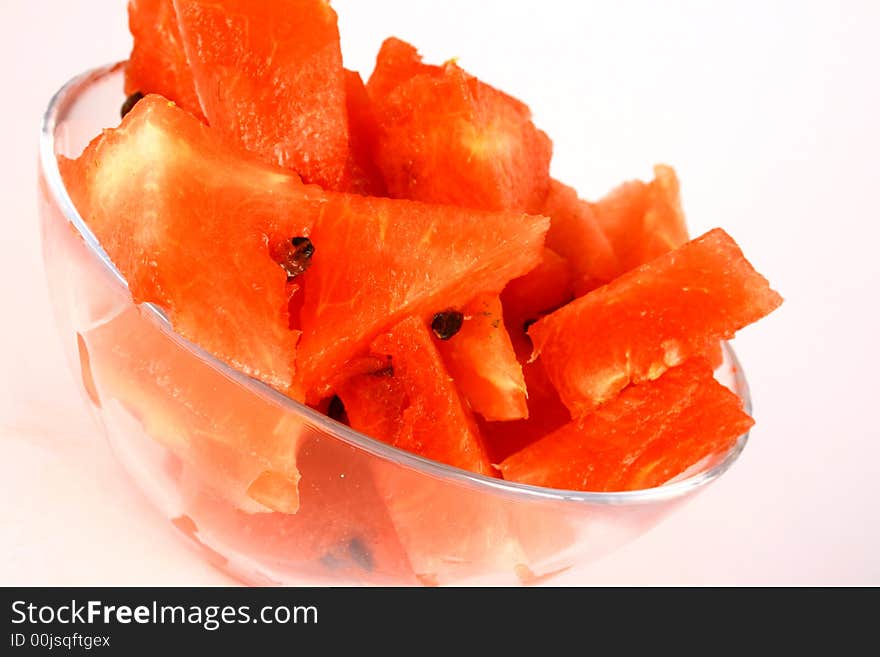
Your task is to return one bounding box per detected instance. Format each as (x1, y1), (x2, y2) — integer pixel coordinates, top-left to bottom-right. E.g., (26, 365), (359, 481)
(38, 63), (751, 586)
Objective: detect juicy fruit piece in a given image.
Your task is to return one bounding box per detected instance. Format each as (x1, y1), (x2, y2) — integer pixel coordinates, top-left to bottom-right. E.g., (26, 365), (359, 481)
(335, 371), (406, 445)
(59, 96), (310, 391)
(499, 359), (754, 491)
(341, 69), (386, 196)
(540, 179), (619, 293)
(370, 316), (495, 476)
(593, 165), (690, 276)
(338, 316), (495, 476)
(530, 228), (783, 415)
(295, 195), (549, 397)
(337, 336), (530, 584)
(173, 0), (350, 188)
(366, 37), (438, 100)
(501, 247), (575, 330)
(435, 294), (528, 422)
(368, 37), (552, 213)
(480, 356), (572, 464)
(125, 0), (204, 119)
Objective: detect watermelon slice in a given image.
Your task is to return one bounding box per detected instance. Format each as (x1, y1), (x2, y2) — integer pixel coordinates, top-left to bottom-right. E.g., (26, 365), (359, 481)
(295, 195), (549, 398)
(335, 372), (406, 447)
(125, 0), (204, 119)
(337, 329), (535, 584)
(593, 164), (690, 276)
(366, 37), (437, 100)
(369, 316), (495, 475)
(59, 95), (311, 392)
(172, 0), (350, 189)
(479, 355), (572, 464)
(367, 37), (553, 213)
(499, 359), (754, 491)
(540, 179), (619, 293)
(530, 228), (783, 415)
(435, 294), (528, 422)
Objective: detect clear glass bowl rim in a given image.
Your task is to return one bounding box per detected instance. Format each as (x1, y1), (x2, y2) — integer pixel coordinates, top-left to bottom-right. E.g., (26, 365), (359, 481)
(39, 61), (752, 506)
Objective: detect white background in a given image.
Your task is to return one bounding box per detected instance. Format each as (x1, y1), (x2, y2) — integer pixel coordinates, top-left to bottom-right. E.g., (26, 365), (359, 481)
(1, 0), (878, 585)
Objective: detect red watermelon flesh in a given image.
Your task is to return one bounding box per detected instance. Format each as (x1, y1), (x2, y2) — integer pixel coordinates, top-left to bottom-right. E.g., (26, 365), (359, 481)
(501, 247), (575, 331)
(594, 164), (690, 276)
(59, 95), (312, 392)
(337, 334), (533, 584)
(294, 195), (549, 399)
(370, 316), (495, 476)
(499, 358), (754, 492)
(340, 69), (387, 196)
(435, 294), (528, 422)
(366, 37), (438, 101)
(540, 179), (619, 294)
(335, 370), (406, 445)
(125, 0), (204, 120)
(172, 0), (350, 189)
(480, 355), (572, 464)
(529, 228), (783, 416)
(367, 37), (553, 213)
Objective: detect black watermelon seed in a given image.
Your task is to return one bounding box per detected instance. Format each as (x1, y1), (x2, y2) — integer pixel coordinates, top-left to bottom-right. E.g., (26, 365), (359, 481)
(431, 310), (464, 341)
(279, 236), (315, 281)
(120, 91), (145, 119)
(348, 537), (374, 572)
(327, 395), (348, 424)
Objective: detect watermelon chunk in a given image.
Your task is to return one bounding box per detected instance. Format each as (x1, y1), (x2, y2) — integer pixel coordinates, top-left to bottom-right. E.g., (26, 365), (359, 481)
(172, 0), (350, 189)
(369, 316), (495, 475)
(367, 37), (553, 213)
(530, 228), (783, 415)
(366, 37), (437, 100)
(540, 179), (619, 293)
(125, 0), (204, 119)
(499, 359), (754, 491)
(59, 95), (311, 392)
(435, 294), (528, 422)
(480, 355), (572, 464)
(335, 315), (494, 475)
(295, 195), (549, 398)
(594, 164), (690, 276)
(337, 326), (536, 583)
(335, 372), (406, 447)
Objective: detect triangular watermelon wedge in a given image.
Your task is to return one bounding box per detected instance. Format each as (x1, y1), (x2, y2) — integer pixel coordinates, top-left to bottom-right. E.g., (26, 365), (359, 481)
(435, 294), (529, 422)
(295, 196), (548, 398)
(172, 0), (350, 189)
(60, 95), (313, 392)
